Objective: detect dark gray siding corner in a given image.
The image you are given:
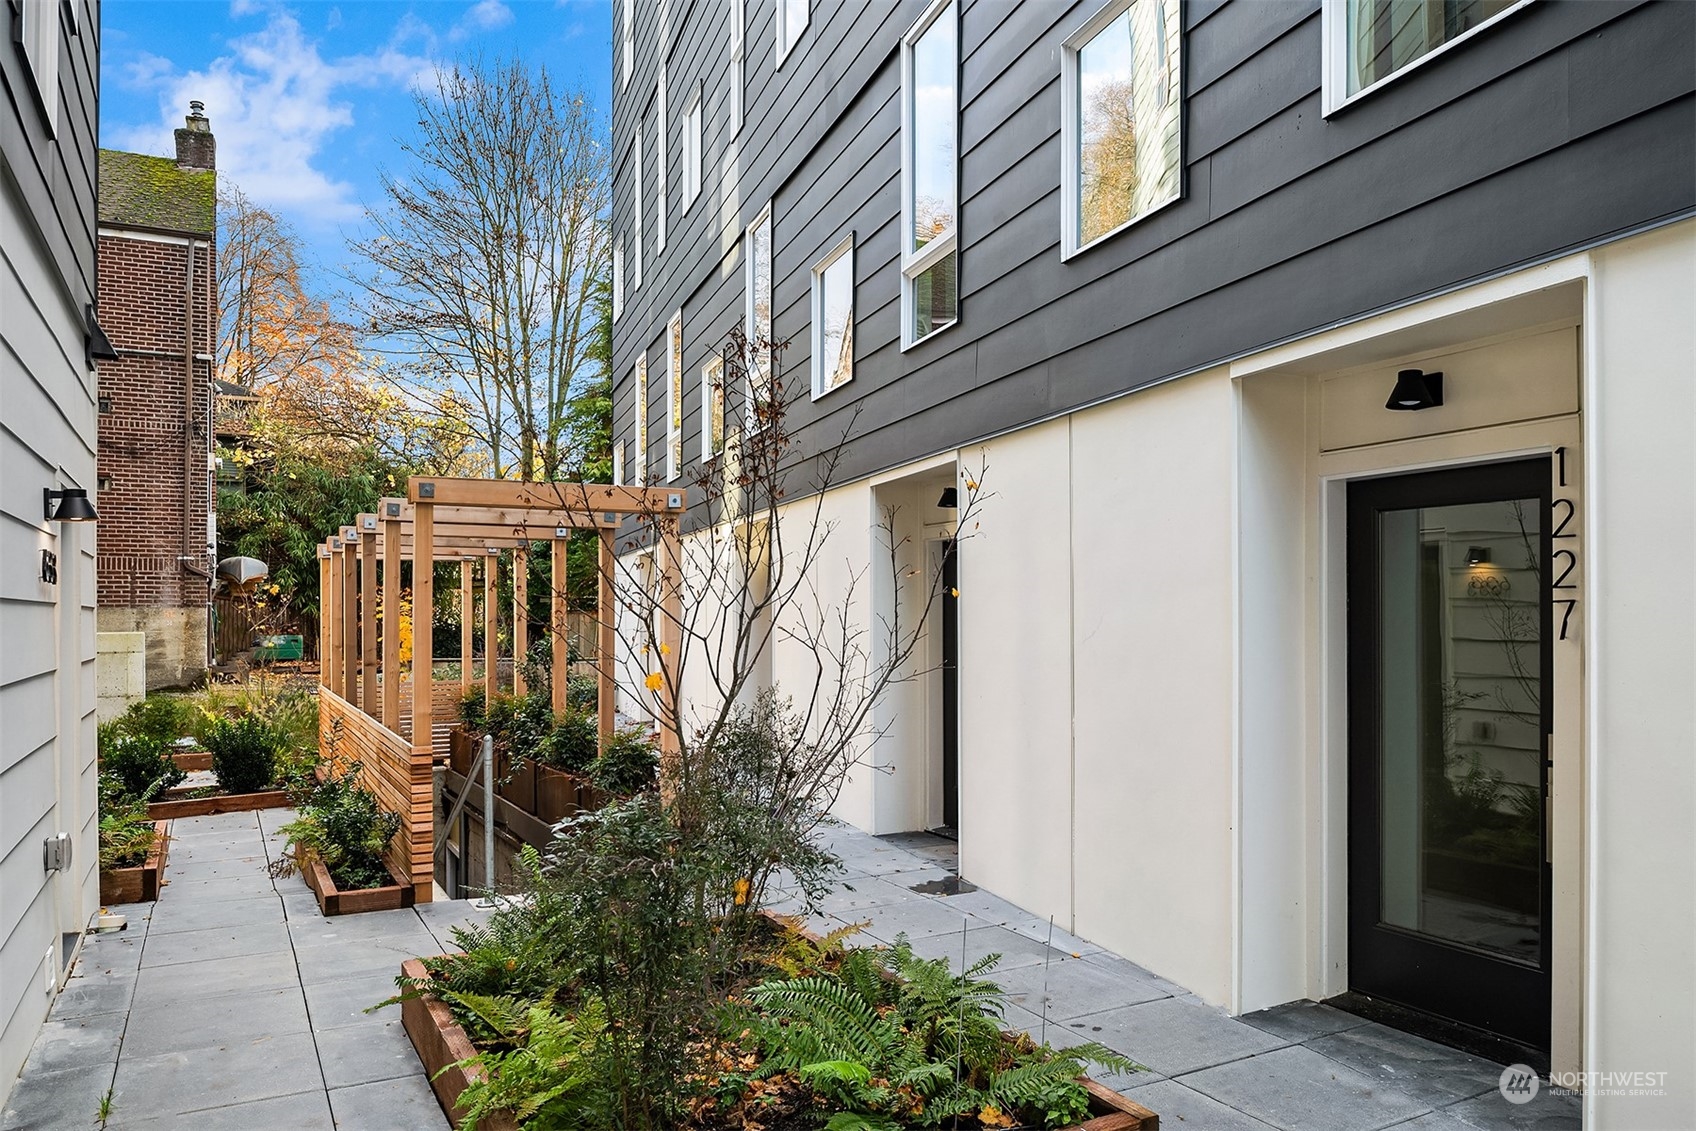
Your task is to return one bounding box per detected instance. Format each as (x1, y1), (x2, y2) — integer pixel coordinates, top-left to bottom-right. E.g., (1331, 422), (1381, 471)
(613, 0), (1696, 490)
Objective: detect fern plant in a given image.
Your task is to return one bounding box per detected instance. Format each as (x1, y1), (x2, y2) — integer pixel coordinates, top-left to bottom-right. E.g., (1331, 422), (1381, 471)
(446, 994), (607, 1130)
(741, 934), (1141, 1128)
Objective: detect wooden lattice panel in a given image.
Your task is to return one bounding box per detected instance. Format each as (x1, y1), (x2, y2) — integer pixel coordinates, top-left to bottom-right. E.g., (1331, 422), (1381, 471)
(319, 689), (434, 902)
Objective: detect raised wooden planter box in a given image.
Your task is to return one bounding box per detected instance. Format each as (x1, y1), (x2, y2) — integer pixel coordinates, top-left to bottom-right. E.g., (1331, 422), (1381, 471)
(400, 931), (1159, 1131)
(448, 727), (475, 778)
(170, 750), (213, 773)
(535, 766), (589, 825)
(400, 957), (520, 1131)
(147, 789), (291, 820)
(98, 822), (171, 904)
(495, 755), (536, 813)
(301, 853), (417, 916)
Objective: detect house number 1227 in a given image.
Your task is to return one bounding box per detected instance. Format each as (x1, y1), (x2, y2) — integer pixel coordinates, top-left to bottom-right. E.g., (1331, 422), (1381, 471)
(1552, 447), (1577, 640)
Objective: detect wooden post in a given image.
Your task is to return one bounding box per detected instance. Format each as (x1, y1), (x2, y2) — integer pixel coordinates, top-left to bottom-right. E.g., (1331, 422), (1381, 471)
(598, 529), (616, 740)
(317, 547), (331, 685)
(551, 536), (569, 716)
(659, 523), (683, 761)
(325, 540), (342, 695)
(460, 559), (473, 696)
(412, 503), (434, 758)
(361, 524), (378, 713)
(512, 546), (528, 697)
(382, 516), (401, 733)
(341, 536), (359, 703)
(483, 550), (497, 702)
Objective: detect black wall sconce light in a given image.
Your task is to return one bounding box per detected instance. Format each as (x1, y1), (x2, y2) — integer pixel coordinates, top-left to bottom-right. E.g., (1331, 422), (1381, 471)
(44, 488), (98, 523)
(937, 487), (958, 509)
(1385, 368), (1443, 411)
(1466, 546), (1491, 566)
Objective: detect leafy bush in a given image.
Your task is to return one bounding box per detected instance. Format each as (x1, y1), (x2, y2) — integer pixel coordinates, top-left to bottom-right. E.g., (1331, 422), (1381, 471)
(273, 762), (402, 891)
(448, 996), (607, 1128)
(201, 714), (281, 794)
(117, 695), (195, 746)
(740, 935), (1139, 1127)
(589, 725), (658, 796)
(540, 711), (597, 775)
(100, 733), (185, 802)
(97, 774), (158, 869)
(460, 686), (488, 733)
(566, 674), (598, 713)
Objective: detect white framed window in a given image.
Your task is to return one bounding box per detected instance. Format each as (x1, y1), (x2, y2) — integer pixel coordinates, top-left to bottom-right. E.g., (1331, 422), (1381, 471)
(900, 0), (958, 349)
(810, 234), (854, 399)
(1323, 0), (1530, 115)
(633, 131), (644, 291)
(743, 204), (773, 424)
(683, 85), (703, 207)
(1061, 0), (1183, 259)
(20, 0), (62, 133)
(730, 0), (745, 135)
(657, 68), (669, 252)
(612, 440), (626, 486)
(776, 0), (809, 67)
(620, 0), (634, 90)
(666, 311), (684, 481)
(701, 355), (726, 462)
(634, 354), (649, 486)
(612, 236), (625, 322)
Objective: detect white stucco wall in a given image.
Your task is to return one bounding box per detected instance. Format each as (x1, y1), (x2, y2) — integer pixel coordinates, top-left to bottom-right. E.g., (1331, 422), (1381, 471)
(1068, 371), (1239, 1006)
(1585, 221), (1696, 1129)
(0, 177), (101, 1101)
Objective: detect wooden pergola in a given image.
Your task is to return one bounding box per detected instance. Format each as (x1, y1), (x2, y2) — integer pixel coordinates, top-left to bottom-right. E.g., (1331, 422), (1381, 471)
(314, 477), (686, 901)
(318, 476), (688, 748)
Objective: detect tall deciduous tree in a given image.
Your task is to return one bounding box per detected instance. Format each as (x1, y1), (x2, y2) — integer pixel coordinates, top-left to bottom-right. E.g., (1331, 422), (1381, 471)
(352, 58), (611, 482)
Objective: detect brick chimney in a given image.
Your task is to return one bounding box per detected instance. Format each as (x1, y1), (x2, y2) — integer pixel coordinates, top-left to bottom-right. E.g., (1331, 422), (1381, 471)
(174, 100), (215, 171)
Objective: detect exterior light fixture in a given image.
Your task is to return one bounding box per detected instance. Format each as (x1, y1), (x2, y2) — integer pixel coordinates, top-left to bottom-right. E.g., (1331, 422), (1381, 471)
(43, 488), (98, 522)
(937, 487), (958, 509)
(1385, 368), (1443, 411)
(1466, 546), (1491, 566)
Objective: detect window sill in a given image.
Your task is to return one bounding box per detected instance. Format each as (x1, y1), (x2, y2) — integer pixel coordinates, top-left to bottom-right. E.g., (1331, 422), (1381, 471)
(1061, 191), (1182, 262)
(1321, 0), (1534, 118)
(901, 318), (958, 353)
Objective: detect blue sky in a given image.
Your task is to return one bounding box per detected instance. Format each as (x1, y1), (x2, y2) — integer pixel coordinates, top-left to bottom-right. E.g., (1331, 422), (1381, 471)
(101, 0), (614, 292)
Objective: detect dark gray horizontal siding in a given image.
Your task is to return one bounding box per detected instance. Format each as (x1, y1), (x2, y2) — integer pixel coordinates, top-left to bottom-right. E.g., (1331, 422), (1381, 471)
(615, 0), (1696, 497)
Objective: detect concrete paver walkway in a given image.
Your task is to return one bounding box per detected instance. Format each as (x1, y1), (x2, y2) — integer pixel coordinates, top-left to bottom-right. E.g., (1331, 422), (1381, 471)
(1, 809), (487, 1131)
(772, 824), (1582, 1131)
(7, 812), (1582, 1130)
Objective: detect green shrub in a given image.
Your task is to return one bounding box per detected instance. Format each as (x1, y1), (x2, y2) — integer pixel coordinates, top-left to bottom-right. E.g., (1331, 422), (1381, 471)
(566, 674), (598, 713)
(448, 996), (606, 1128)
(273, 762), (402, 891)
(117, 695), (194, 746)
(97, 773), (158, 869)
(460, 686), (488, 733)
(590, 725), (658, 796)
(101, 733), (185, 802)
(541, 711), (597, 775)
(201, 714), (281, 794)
(740, 935), (1139, 1127)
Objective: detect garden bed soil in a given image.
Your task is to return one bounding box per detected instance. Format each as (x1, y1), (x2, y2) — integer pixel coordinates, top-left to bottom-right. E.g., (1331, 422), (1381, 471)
(302, 853), (417, 916)
(146, 789), (291, 820)
(98, 821), (171, 904)
(400, 924), (1160, 1131)
(170, 750), (213, 773)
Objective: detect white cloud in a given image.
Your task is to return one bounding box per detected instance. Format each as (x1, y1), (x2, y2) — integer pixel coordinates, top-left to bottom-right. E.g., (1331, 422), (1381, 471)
(111, 10), (435, 227)
(453, 0), (515, 39)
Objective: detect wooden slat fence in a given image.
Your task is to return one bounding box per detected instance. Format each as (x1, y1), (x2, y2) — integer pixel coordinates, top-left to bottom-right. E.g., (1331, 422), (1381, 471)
(319, 688), (434, 902)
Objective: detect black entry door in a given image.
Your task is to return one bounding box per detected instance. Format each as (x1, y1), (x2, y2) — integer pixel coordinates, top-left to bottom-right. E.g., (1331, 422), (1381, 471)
(1346, 458), (1552, 1053)
(941, 539), (959, 832)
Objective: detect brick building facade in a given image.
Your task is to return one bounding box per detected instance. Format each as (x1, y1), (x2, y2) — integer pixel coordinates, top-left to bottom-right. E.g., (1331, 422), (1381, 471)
(95, 105), (217, 688)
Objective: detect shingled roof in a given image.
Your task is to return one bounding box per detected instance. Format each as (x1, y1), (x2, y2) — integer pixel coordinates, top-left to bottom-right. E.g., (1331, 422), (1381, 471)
(98, 149), (215, 236)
